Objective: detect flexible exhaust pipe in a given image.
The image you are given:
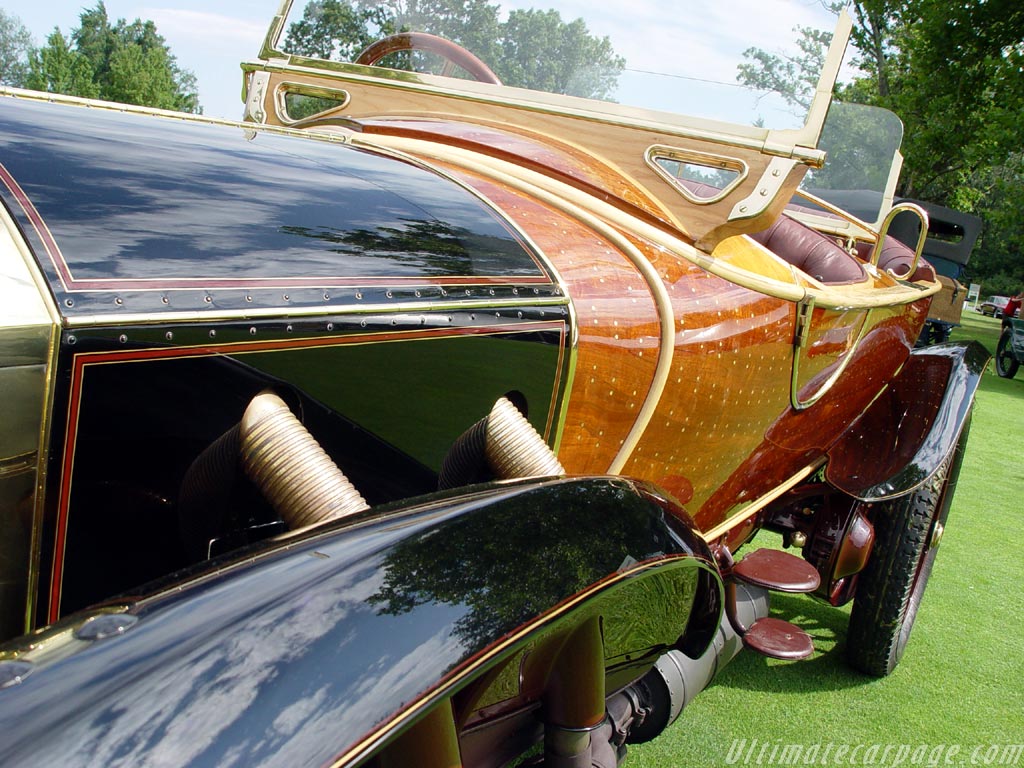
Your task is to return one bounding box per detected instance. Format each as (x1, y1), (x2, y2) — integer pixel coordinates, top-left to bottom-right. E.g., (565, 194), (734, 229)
(439, 396), (564, 488)
(240, 391), (369, 530)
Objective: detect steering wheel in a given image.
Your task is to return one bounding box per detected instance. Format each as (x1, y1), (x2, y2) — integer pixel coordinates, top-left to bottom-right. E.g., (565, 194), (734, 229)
(354, 32), (502, 85)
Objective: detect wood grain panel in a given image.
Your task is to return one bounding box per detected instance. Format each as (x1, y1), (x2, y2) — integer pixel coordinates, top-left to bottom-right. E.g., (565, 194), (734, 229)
(440, 166), (662, 474)
(614, 236), (926, 536)
(357, 117), (670, 224)
(433, 164), (927, 540)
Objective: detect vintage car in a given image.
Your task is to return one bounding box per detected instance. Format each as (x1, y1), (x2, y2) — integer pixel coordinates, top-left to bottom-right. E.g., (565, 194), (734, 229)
(997, 315), (1024, 379)
(978, 295), (1012, 317)
(0, 2), (987, 766)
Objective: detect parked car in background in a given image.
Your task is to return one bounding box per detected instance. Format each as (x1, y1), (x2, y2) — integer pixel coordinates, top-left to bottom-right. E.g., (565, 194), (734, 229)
(996, 319), (1024, 379)
(0, 3), (987, 766)
(978, 295), (1012, 316)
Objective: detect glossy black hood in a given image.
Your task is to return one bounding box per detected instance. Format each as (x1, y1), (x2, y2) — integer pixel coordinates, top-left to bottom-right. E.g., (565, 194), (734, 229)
(0, 96), (552, 317)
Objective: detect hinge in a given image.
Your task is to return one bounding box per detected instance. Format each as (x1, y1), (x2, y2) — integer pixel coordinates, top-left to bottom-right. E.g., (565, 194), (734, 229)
(794, 296), (815, 350)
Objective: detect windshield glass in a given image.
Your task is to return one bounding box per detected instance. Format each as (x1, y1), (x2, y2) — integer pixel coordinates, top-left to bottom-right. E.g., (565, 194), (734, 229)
(274, 0), (840, 129)
(799, 102), (904, 226)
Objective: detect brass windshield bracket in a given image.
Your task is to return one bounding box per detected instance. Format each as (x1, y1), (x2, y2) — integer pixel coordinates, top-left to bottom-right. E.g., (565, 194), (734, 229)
(244, 71), (271, 124)
(728, 157), (800, 222)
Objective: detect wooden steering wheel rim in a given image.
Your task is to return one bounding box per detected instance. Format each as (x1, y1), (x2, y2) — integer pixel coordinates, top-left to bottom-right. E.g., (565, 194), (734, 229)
(354, 32), (502, 85)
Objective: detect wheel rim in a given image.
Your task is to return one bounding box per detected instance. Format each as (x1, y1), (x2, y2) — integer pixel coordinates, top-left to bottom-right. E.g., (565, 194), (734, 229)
(996, 332), (1018, 376)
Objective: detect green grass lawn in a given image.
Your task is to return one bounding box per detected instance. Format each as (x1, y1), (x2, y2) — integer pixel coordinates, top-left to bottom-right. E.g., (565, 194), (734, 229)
(630, 311), (1024, 766)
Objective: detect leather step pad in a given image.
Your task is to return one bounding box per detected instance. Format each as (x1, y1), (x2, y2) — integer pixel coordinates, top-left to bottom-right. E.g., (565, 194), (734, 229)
(743, 617), (815, 660)
(732, 548), (821, 593)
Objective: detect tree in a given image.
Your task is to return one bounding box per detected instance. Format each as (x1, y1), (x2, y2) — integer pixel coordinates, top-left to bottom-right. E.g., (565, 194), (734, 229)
(25, 2), (200, 113)
(496, 9), (623, 99)
(285, 0), (385, 61)
(25, 29), (99, 98)
(736, 24), (833, 111)
(0, 9), (33, 87)
(736, 0), (1024, 291)
(282, 0), (623, 100)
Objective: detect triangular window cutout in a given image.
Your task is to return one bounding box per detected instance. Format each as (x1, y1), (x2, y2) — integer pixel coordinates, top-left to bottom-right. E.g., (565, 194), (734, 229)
(647, 147), (747, 204)
(279, 87), (350, 123)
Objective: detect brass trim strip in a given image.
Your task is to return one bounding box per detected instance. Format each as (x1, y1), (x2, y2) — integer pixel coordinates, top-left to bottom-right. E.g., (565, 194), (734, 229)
(700, 459), (825, 543)
(550, 320), (578, 456)
(64, 296), (569, 328)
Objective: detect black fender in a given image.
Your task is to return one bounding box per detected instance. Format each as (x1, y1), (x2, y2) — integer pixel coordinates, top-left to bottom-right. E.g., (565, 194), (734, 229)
(0, 476), (720, 767)
(825, 340), (988, 501)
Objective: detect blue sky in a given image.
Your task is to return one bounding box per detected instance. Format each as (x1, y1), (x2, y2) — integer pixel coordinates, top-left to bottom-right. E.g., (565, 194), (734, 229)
(4, 0), (843, 124)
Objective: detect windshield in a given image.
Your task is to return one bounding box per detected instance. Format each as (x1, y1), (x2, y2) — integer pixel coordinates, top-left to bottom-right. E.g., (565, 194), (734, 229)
(799, 102), (905, 226)
(272, 0), (841, 129)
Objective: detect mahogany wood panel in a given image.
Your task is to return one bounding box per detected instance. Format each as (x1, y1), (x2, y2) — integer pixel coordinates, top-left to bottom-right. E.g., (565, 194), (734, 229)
(441, 167), (662, 474)
(418, 164), (929, 540)
(357, 117), (670, 224)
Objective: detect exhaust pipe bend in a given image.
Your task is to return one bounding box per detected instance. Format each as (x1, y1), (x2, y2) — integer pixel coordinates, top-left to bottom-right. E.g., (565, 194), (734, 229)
(617, 582), (770, 746)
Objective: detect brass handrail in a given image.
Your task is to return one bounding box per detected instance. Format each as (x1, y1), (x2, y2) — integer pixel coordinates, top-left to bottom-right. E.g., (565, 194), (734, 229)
(870, 202), (929, 279)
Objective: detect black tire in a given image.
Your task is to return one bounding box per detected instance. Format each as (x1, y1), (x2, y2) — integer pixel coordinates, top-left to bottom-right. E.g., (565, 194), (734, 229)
(846, 419), (970, 676)
(995, 329), (1020, 379)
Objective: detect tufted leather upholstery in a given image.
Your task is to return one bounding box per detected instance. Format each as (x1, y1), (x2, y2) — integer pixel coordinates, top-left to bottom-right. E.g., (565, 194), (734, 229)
(750, 214), (867, 285)
(855, 237), (936, 282)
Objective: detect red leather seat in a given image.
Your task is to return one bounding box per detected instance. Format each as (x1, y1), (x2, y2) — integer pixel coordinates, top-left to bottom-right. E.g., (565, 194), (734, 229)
(855, 237), (936, 282)
(750, 214), (867, 285)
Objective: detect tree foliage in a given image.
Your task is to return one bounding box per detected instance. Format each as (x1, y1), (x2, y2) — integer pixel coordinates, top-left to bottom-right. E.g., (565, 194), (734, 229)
(285, 0), (388, 61)
(24, 2), (200, 113)
(736, 24), (833, 111)
(24, 29), (99, 98)
(497, 9), (622, 99)
(0, 10), (33, 87)
(283, 0), (623, 100)
(737, 0), (1024, 291)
